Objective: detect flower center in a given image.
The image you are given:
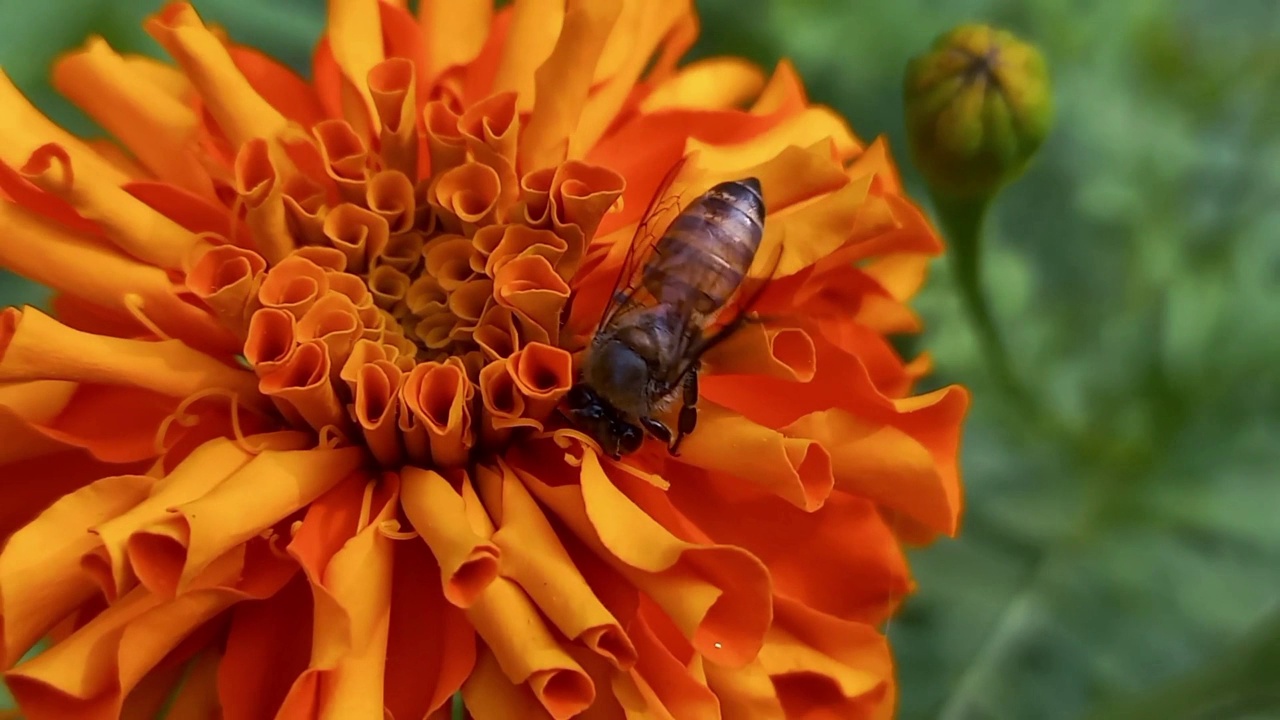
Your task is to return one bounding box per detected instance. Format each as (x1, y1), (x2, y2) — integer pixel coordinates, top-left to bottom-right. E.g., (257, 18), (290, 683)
(188, 83), (625, 469)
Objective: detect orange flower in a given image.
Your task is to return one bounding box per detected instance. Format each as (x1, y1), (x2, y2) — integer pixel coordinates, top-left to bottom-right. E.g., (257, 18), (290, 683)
(0, 1), (967, 718)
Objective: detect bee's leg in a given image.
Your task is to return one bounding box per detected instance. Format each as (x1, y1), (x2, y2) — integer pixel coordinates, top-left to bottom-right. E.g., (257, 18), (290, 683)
(669, 370), (699, 456)
(639, 417), (672, 443)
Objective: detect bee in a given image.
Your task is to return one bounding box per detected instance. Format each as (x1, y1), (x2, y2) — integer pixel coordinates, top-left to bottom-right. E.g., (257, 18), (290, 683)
(564, 168), (777, 459)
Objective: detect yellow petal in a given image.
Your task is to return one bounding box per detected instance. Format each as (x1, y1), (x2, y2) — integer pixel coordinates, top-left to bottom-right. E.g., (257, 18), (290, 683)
(53, 36), (213, 198)
(419, 0), (493, 76)
(0, 474), (154, 668)
(640, 57), (765, 112)
(0, 307), (262, 411)
(326, 0), (384, 136)
(490, 0), (565, 112)
(0, 69), (128, 188)
(400, 467), (501, 607)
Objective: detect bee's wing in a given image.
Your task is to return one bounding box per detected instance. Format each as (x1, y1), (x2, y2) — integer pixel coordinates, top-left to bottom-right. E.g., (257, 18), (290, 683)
(661, 235), (785, 388)
(597, 156), (692, 330)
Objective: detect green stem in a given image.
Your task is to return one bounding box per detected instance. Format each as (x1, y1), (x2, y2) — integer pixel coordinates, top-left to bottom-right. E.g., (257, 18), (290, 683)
(932, 192), (1032, 412)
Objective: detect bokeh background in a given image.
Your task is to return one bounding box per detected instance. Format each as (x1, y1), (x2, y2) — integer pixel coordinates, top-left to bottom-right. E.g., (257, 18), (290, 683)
(2, 1), (1278, 718)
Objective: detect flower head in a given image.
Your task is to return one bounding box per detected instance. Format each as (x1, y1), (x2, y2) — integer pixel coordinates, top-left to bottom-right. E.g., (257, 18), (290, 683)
(904, 23), (1053, 200)
(0, 1), (967, 718)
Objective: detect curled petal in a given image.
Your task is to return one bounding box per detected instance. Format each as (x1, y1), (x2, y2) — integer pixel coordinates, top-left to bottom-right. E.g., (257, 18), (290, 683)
(402, 358), (475, 467)
(490, 0), (564, 112)
(423, 235), (478, 291)
(126, 445), (365, 598)
(448, 278), (494, 328)
(258, 340), (349, 434)
(494, 255), (570, 343)
(18, 142), (206, 271)
(482, 224), (570, 279)
(367, 168), (418, 235)
(368, 264), (412, 311)
(702, 322), (816, 383)
(296, 291), (363, 372)
(0, 474), (154, 669)
(0, 380), (76, 466)
(477, 358), (540, 447)
(351, 359), (405, 467)
(233, 138), (294, 264)
(462, 645), (555, 720)
(369, 58), (419, 179)
(0, 202), (234, 353)
(243, 307), (297, 376)
(704, 657), (785, 719)
(477, 463), (636, 670)
(145, 2), (288, 147)
(431, 161), (501, 235)
(420, 0), (492, 76)
(290, 245), (348, 273)
(459, 91), (520, 218)
(0, 307), (264, 413)
(323, 203), (390, 275)
(378, 231), (426, 274)
(325, 0), (384, 136)
(675, 402), (833, 512)
(258, 255), (331, 319)
(82, 436), (287, 602)
(313, 118), (371, 204)
(400, 467), (500, 607)
(423, 99), (466, 178)
(506, 342), (573, 425)
(186, 244), (266, 336)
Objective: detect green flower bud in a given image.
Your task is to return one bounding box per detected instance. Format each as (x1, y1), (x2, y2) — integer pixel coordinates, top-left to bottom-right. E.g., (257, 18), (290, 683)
(904, 24), (1053, 201)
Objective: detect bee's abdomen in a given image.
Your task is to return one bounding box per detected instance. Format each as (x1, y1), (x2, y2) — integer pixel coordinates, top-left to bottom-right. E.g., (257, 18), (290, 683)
(643, 178), (766, 315)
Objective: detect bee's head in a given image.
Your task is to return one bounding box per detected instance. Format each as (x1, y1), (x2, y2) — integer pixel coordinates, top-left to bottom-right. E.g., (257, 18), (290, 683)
(563, 382), (644, 459)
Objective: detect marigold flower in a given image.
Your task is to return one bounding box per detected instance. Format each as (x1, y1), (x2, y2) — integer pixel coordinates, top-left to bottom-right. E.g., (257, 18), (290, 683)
(0, 1), (967, 718)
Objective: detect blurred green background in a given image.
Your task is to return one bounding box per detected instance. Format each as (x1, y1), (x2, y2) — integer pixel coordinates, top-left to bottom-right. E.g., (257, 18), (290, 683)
(3, 1), (1279, 718)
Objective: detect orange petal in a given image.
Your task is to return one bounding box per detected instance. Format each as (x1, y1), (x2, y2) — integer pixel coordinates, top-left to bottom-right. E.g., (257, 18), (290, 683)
(0, 203), (235, 353)
(668, 470), (910, 625)
(258, 255), (332, 319)
(234, 138), (296, 264)
(624, 608), (722, 719)
(494, 255), (570, 343)
(519, 0), (623, 171)
(126, 445), (365, 597)
(324, 203), (390, 274)
(145, 3), (288, 148)
(218, 573), (314, 720)
(384, 536), (477, 720)
(704, 657), (785, 719)
(52, 36), (213, 197)
(83, 434), (303, 602)
(258, 340), (350, 436)
(325, 0), (384, 137)
(277, 475), (398, 720)
(367, 168), (418, 234)
(465, 575), (596, 719)
(478, 224), (568, 278)
(244, 307), (298, 376)
(312, 118), (371, 204)
(400, 467), (500, 607)
(571, 0), (691, 156)
(351, 359), (406, 467)
(430, 161), (501, 235)
(703, 322), (816, 383)
(761, 598), (891, 716)
(228, 44), (327, 130)
(0, 68), (129, 187)
(419, 0), (492, 76)
(296, 292), (363, 373)
(674, 402), (833, 512)
(476, 358), (539, 447)
(186, 244), (266, 336)
(401, 358), (475, 467)
(458, 92), (520, 218)
(1, 474), (154, 669)
(641, 57), (766, 112)
(423, 100), (467, 178)
(506, 341), (573, 424)
(0, 379), (76, 465)
(161, 649), (221, 720)
(0, 307), (262, 412)
(369, 58), (420, 180)
(476, 462), (637, 669)
(489, 0), (564, 112)
(515, 442), (773, 669)
(29, 385), (185, 464)
(461, 644), (555, 720)
(4, 553), (245, 720)
(0, 450), (147, 546)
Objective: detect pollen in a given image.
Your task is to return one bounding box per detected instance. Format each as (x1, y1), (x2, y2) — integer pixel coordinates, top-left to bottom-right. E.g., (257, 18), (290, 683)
(187, 64), (625, 467)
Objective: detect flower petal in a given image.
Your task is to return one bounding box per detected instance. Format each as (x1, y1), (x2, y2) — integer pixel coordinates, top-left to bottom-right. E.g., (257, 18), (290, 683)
(0, 474), (154, 669)
(0, 380), (77, 465)
(127, 446), (365, 597)
(419, 0), (492, 76)
(383, 537), (476, 720)
(640, 57), (766, 113)
(0, 69), (129, 188)
(462, 644), (555, 720)
(145, 3), (288, 148)
(0, 307), (262, 412)
(702, 322), (816, 383)
(476, 462), (637, 670)
(52, 36), (213, 198)
(217, 574), (313, 720)
(400, 467), (500, 607)
(326, 0), (384, 136)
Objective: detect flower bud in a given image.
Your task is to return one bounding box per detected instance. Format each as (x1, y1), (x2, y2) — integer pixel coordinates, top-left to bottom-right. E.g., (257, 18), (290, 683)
(904, 24), (1053, 200)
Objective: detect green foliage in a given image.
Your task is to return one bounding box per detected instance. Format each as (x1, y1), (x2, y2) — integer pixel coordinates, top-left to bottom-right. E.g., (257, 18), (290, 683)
(3, 1), (1279, 718)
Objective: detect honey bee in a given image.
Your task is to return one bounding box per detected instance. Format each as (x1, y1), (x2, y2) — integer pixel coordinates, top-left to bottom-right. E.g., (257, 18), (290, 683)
(565, 169), (777, 459)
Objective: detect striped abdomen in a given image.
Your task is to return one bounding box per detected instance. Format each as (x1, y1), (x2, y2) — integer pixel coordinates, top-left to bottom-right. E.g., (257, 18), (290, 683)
(642, 177), (766, 316)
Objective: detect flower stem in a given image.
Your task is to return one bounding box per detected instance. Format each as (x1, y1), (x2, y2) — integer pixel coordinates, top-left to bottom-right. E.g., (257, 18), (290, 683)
(932, 192), (1033, 412)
